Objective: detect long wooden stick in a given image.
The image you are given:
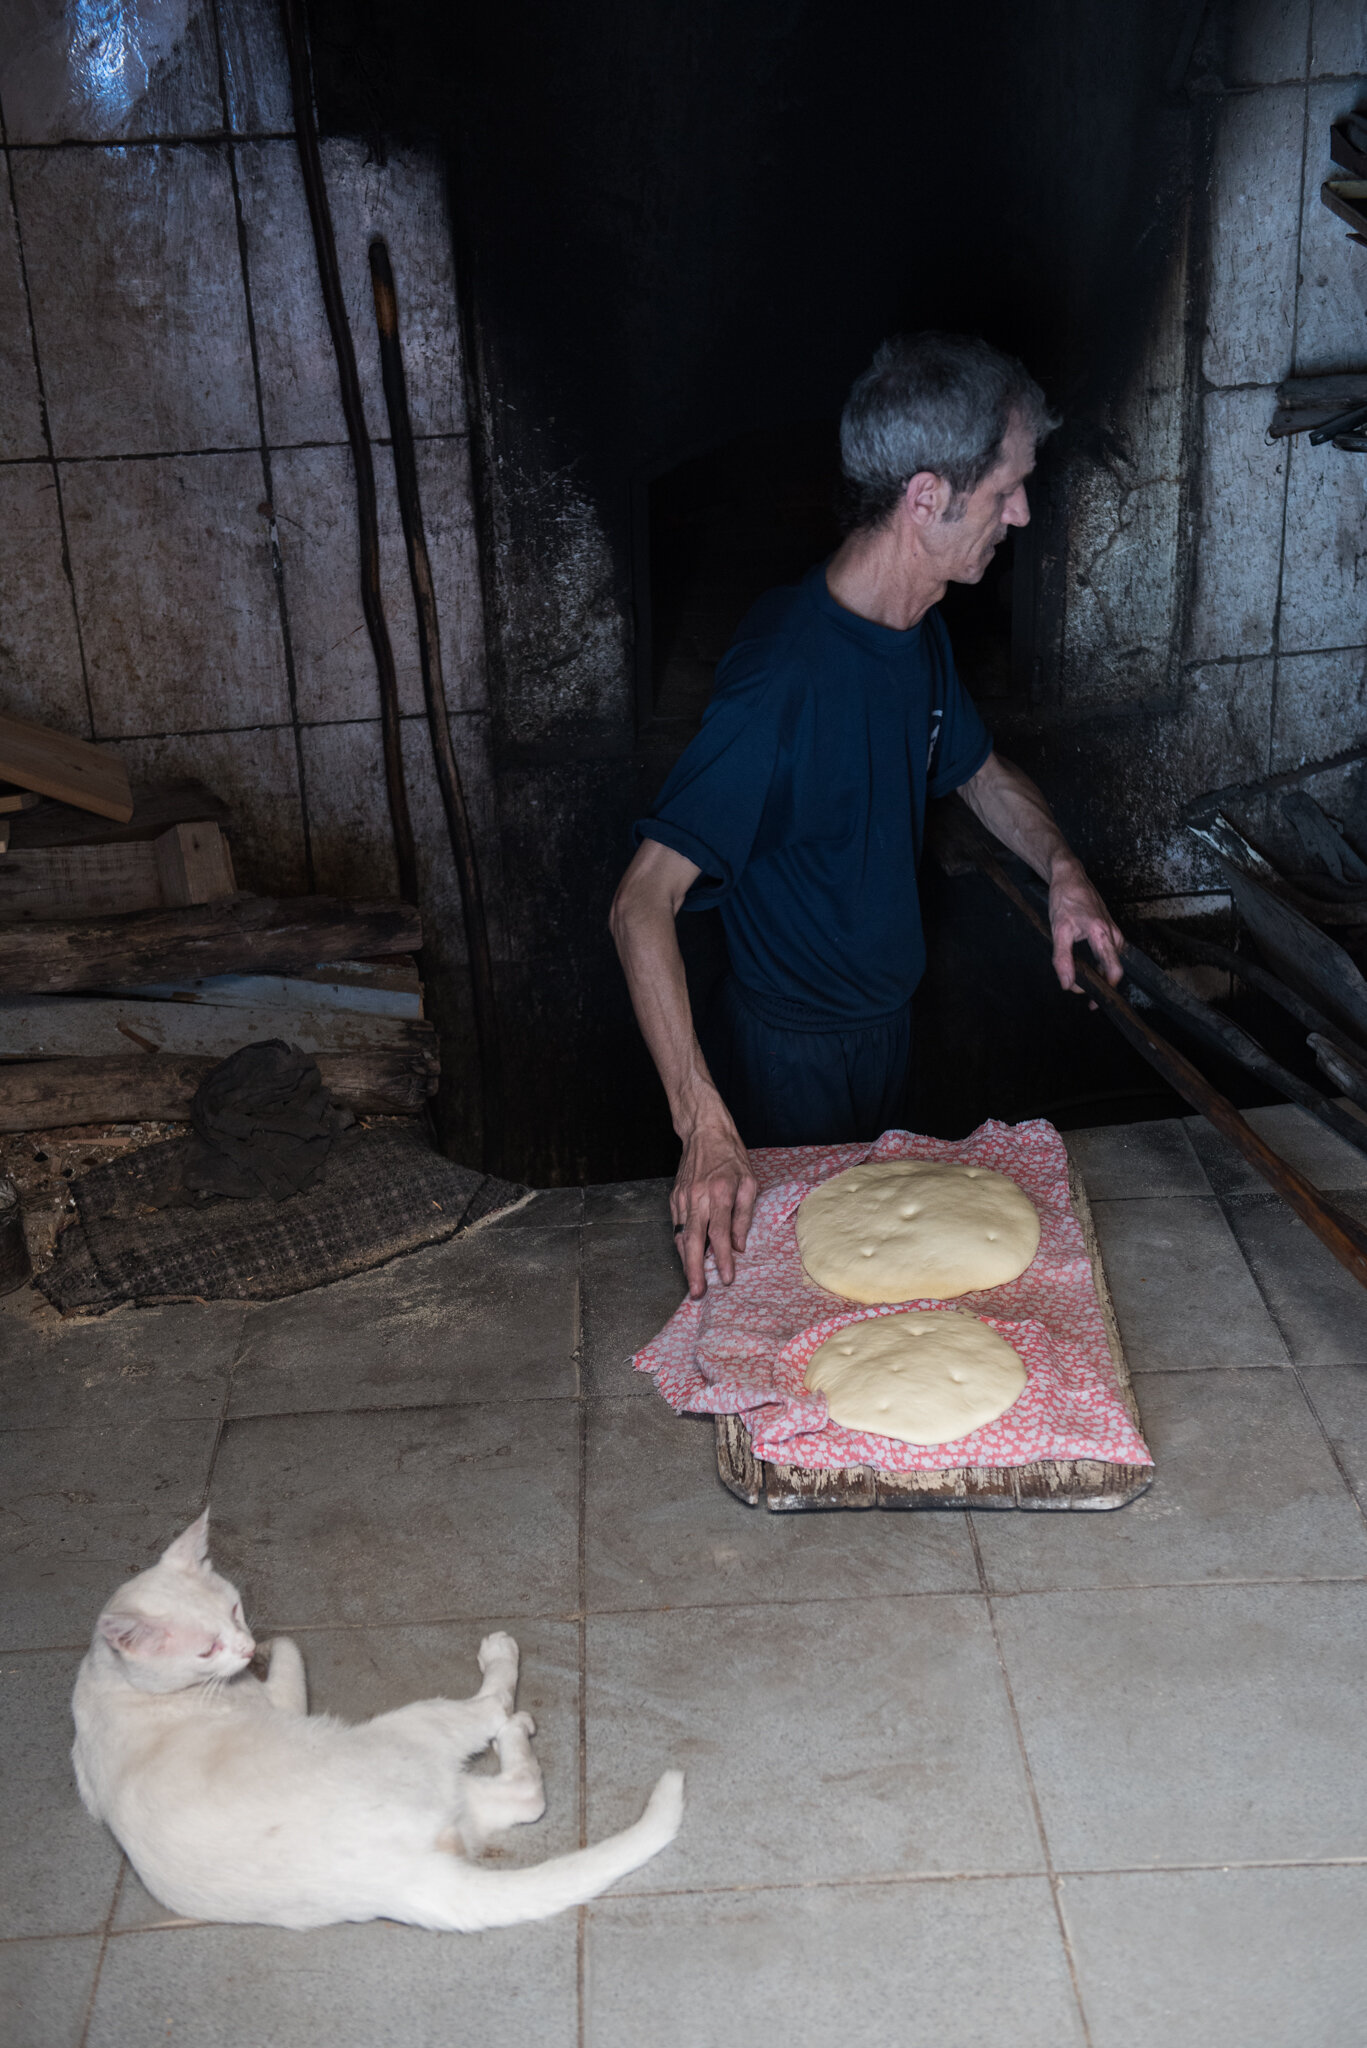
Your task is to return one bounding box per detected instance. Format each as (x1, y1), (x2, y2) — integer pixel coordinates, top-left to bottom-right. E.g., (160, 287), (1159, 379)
(279, 0), (419, 908)
(368, 239), (503, 1171)
(972, 842), (1367, 1293)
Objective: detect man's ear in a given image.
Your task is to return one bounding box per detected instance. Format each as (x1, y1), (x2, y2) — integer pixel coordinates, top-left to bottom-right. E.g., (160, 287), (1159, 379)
(161, 1510), (210, 1572)
(99, 1611), (170, 1657)
(901, 470), (952, 526)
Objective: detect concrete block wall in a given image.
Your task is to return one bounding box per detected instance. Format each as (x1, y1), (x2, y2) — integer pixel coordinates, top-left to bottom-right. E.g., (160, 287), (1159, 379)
(0, 0), (501, 1127)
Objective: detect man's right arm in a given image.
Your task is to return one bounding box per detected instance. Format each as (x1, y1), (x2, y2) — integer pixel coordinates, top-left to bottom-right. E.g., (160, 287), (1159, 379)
(609, 837), (758, 1299)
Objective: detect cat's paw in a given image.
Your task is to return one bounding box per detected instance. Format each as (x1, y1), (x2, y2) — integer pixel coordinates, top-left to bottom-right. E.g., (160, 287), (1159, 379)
(508, 1709), (535, 1739)
(478, 1631), (519, 1676)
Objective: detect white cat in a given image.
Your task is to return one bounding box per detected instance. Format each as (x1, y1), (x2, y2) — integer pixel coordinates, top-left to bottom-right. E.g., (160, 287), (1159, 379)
(71, 1512), (683, 1931)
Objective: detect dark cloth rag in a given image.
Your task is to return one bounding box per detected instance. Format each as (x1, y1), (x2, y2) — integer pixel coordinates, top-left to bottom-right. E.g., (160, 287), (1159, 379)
(142, 1040), (353, 1207)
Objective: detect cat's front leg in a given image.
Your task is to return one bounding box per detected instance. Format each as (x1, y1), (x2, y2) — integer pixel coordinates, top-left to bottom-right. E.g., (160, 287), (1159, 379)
(475, 1631), (519, 1719)
(261, 1636), (308, 1715)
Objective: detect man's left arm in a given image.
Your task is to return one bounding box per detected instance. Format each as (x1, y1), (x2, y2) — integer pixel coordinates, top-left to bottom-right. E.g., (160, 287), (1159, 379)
(956, 751), (1124, 995)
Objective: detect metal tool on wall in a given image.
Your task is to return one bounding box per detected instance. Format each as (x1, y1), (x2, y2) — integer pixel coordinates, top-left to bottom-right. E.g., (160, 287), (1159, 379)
(368, 238), (503, 1171)
(279, 0), (418, 908)
(944, 801), (1367, 1295)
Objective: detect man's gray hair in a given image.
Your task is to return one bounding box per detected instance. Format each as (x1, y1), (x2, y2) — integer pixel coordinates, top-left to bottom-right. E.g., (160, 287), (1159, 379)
(838, 332), (1058, 530)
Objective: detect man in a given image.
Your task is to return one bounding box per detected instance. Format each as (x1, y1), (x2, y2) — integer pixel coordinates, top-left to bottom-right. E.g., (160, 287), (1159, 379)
(611, 332), (1123, 1299)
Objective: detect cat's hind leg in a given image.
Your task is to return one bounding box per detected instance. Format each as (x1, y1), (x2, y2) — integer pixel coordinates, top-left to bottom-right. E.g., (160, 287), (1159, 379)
(460, 1711), (547, 1845)
(262, 1637), (307, 1715)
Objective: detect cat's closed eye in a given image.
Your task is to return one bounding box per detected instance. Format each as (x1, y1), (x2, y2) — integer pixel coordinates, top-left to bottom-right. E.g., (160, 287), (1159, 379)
(198, 1642), (222, 1659)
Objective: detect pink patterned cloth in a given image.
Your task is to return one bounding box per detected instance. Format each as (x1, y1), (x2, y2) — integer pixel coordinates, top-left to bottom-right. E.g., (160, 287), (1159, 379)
(633, 1121), (1153, 1472)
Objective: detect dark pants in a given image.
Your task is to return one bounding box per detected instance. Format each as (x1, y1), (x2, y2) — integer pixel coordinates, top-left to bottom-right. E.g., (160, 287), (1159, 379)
(700, 976), (912, 1149)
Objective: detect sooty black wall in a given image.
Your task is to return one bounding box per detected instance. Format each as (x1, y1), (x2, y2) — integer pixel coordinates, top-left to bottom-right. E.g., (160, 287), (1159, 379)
(309, 0), (1209, 1179)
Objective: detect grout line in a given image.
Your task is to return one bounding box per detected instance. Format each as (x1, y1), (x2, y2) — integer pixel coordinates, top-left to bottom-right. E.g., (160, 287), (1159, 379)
(74, 1862), (125, 2048)
(574, 1194), (588, 2048)
(0, 432), (468, 468)
(1, 134), (97, 740)
(968, 1517), (1095, 2048)
(3, 131), (299, 152)
(70, 706), (490, 747)
(212, 0), (314, 894)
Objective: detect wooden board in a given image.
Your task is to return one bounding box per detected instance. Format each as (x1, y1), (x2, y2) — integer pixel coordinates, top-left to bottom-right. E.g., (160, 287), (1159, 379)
(0, 896), (421, 994)
(103, 958), (423, 1018)
(714, 1162), (1152, 1514)
(0, 824), (238, 922)
(0, 712), (133, 822)
(7, 782), (227, 850)
(0, 1048), (439, 1130)
(0, 995), (434, 1060)
(0, 788), (41, 815)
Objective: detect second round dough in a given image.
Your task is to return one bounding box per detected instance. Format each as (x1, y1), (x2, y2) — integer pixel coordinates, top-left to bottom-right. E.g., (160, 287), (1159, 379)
(804, 1309), (1027, 1444)
(795, 1158), (1040, 1303)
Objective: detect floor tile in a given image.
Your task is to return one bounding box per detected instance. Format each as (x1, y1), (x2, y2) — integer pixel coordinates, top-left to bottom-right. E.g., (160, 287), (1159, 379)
(0, 0), (221, 141)
(585, 1399), (979, 1610)
(582, 1218), (687, 1396)
(1222, 1190), (1367, 1366)
(995, 1582), (1367, 1869)
(483, 1188), (583, 1230)
(585, 1877), (1083, 2048)
(0, 1420), (219, 1651)
(0, 1652), (122, 1939)
(1064, 1119), (1212, 1200)
(0, 1302), (244, 1432)
(583, 1179), (673, 1226)
(1298, 1363), (1367, 1507)
(1186, 1103), (1367, 1195)
(0, 1933), (102, 2048)
(1088, 1195), (1287, 1368)
(974, 1368), (1367, 1592)
(114, 1615), (584, 1931)
(586, 1596), (1040, 1891)
(1063, 1867), (1367, 2047)
(89, 1917), (576, 2048)
(208, 1403), (579, 1627)
(228, 1227), (578, 1417)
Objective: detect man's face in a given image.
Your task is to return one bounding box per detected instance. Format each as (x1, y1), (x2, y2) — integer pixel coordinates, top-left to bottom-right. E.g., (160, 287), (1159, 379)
(923, 413), (1035, 586)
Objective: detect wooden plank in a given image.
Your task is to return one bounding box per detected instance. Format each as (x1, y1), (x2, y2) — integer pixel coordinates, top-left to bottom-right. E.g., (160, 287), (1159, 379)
(1270, 372), (1367, 437)
(711, 1156), (1154, 1514)
(0, 711), (132, 821)
(0, 787), (41, 815)
(0, 995), (434, 1060)
(1218, 858), (1367, 1042)
(102, 960), (423, 1018)
(0, 841), (162, 920)
(0, 896), (422, 994)
(7, 782), (228, 850)
(152, 822), (237, 905)
(0, 1046), (439, 1130)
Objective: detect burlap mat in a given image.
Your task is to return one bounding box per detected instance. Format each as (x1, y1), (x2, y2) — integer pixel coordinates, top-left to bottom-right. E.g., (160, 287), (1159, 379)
(38, 1124), (530, 1313)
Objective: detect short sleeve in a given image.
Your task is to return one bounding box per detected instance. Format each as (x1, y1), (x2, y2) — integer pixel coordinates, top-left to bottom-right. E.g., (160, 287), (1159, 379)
(633, 648), (785, 909)
(924, 610), (993, 798)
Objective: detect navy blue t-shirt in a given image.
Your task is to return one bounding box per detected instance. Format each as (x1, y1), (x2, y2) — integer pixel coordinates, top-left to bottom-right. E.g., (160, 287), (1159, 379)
(635, 563), (992, 1024)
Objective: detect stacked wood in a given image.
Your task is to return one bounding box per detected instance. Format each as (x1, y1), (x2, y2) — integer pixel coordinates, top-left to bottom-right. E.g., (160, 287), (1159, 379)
(0, 711), (133, 821)
(0, 1048), (438, 1131)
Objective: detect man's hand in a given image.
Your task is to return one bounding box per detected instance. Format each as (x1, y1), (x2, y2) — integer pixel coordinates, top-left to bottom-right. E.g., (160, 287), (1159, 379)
(671, 1114), (759, 1300)
(1048, 853), (1124, 996)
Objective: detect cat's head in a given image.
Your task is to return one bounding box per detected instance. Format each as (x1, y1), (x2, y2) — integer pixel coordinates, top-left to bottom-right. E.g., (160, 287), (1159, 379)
(93, 1512), (256, 1694)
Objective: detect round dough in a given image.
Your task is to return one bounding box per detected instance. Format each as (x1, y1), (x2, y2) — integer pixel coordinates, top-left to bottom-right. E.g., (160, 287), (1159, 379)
(805, 1310), (1027, 1444)
(796, 1159), (1039, 1303)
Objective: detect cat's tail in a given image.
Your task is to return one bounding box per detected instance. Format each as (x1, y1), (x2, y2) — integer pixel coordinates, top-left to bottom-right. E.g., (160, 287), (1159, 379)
(403, 1770), (684, 1932)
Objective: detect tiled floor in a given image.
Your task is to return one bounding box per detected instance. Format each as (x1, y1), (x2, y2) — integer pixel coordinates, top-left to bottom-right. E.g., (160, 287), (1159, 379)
(4, 1104), (1367, 2045)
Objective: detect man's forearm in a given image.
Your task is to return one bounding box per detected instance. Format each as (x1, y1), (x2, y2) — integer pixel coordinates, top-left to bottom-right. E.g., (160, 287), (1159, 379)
(609, 878), (728, 1139)
(958, 750), (1081, 883)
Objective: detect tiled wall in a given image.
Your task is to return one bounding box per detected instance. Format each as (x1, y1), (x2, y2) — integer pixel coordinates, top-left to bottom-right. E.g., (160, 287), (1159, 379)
(0, 0), (501, 980)
(1055, 0), (1367, 895)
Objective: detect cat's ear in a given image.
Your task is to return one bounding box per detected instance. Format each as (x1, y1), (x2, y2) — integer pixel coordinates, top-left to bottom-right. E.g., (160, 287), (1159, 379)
(161, 1510), (210, 1573)
(99, 1611), (170, 1657)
